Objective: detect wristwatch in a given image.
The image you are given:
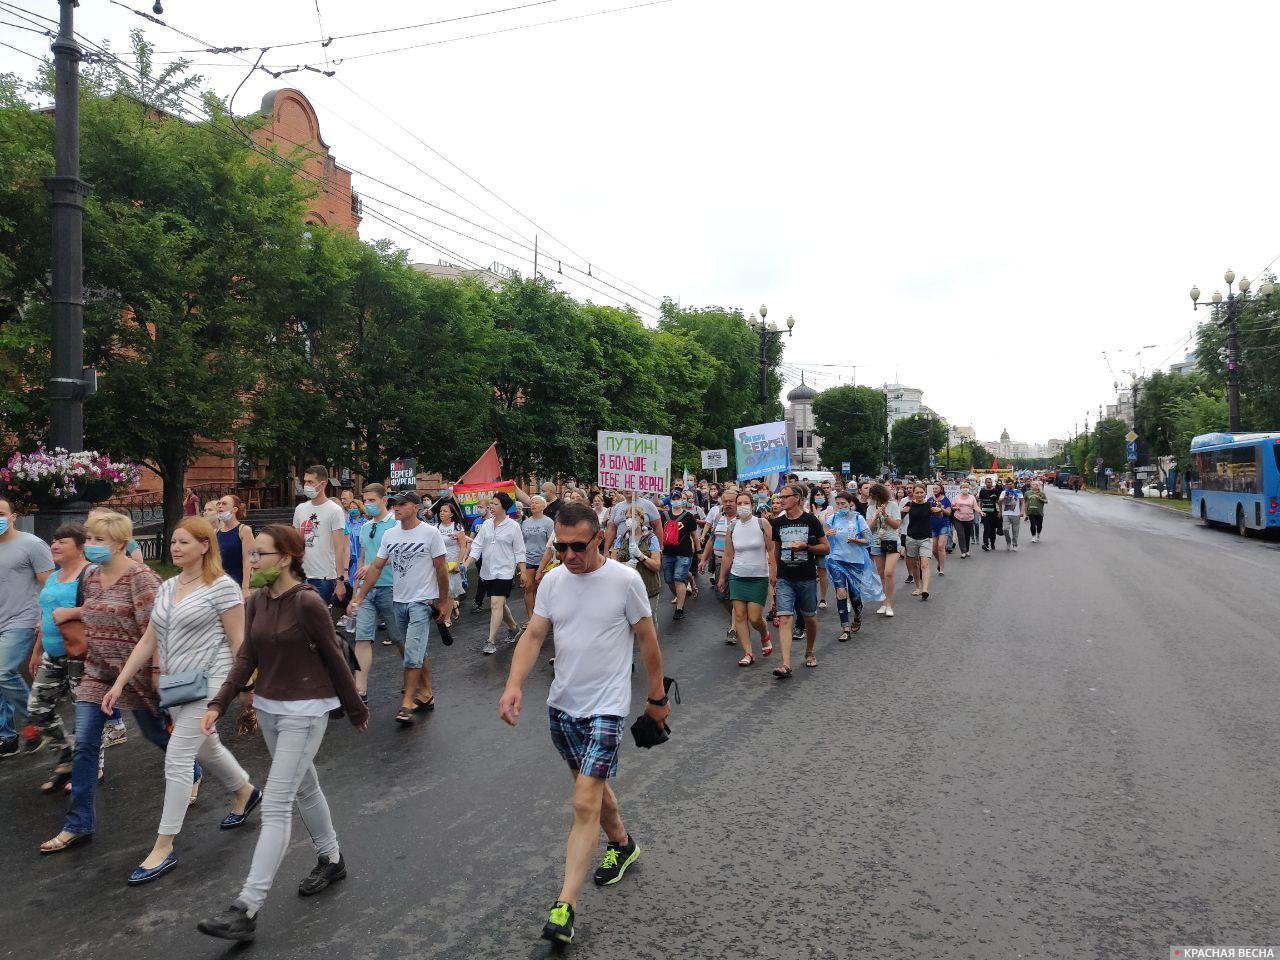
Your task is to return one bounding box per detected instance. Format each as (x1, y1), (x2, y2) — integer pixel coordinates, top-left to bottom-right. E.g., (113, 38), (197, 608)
(647, 695), (669, 707)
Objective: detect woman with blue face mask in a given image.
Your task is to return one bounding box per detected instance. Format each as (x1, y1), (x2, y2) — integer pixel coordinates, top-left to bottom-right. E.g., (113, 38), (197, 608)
(216, 494), (254, 600)
(39, 511), (174, 855)
(823, 491), (874, 640)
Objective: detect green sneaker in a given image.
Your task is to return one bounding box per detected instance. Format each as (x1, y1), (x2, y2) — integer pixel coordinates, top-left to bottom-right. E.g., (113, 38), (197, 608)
(541, 900), (575, 944)
(593, 836), (640, 886)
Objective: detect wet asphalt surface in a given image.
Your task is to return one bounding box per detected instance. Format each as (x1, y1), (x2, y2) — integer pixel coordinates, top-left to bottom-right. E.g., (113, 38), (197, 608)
(2, 491), (1279, 960)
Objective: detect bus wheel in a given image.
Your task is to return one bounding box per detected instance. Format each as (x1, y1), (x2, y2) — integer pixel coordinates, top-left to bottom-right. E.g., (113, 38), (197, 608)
(1237, 505), (1249, 537)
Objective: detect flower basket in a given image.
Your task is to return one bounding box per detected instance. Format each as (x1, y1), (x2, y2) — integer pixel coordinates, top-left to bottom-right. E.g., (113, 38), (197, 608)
(0, 448), (141, 514)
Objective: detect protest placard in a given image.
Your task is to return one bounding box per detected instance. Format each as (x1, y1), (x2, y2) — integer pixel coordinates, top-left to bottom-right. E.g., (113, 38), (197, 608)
(452, 480), (518, 526)
(597, 431), (672, 494)
(389, 457), (417, 492)
(734, 421), (790, 482)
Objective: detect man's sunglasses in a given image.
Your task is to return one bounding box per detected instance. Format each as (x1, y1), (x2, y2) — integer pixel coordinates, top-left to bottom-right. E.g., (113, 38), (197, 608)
(553, 538), (598, 554)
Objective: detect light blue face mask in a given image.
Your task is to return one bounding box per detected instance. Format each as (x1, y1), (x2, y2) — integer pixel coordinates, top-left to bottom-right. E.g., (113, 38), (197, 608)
(364, 503), (380, 517)
(0, 517), (8, 536)
(833, 509), (850, 520)
(84, 544), (113, 564)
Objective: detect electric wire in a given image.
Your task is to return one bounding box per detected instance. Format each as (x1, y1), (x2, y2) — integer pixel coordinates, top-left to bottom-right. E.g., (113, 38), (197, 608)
(45, 0), (666, 313)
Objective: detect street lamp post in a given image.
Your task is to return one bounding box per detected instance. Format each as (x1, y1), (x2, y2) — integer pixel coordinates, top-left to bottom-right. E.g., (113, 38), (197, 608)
(1190, 268), (1276, 432)
(747, 304), (795, 408)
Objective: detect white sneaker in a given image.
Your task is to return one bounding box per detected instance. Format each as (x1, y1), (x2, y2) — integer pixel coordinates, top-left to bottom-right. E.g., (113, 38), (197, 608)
(884, 607), (895, 617)
(482, 641), (497, 655)
(1012, 545), (1019, 551)
(875, 605), (887, 616)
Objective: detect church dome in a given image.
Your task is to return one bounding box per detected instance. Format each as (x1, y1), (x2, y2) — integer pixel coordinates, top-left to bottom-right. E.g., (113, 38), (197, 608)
(787, 379), (818, 403)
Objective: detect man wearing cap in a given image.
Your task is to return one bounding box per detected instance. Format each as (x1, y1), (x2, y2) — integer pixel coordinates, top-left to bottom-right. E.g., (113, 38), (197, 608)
(349, 491), (453, 725)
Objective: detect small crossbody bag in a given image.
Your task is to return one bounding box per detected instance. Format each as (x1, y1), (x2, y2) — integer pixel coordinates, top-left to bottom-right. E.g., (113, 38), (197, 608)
(157, 584), (224, 709)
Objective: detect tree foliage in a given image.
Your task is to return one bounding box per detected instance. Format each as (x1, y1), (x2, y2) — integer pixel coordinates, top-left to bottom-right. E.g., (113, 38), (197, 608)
(889, 413), (948, 475)
(810, 385), (886, 474)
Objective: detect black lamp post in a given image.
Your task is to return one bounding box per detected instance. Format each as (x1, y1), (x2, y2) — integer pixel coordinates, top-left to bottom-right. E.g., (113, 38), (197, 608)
(1190, 269), (1275, 432)
(746, 304), (794, 409)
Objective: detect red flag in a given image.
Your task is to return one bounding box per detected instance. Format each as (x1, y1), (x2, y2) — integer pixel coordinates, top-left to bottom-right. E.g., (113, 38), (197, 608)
(459, 443), (503, 484)
(991, 455), (1000, 470)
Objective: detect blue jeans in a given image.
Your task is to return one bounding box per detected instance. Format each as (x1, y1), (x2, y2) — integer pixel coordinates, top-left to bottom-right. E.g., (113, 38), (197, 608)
(307, 578), (336, 604)
(0, 627), (36, 742)
(64, 700), (173, 835)
(394, 601), (433, 669)
(354, 585), (404, 646)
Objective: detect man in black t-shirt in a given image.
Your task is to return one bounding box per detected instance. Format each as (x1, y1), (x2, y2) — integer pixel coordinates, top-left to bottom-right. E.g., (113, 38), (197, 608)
(660, 494), (701, 621)
(977, 477), (1001, 551)
(769, 483), (829, 677)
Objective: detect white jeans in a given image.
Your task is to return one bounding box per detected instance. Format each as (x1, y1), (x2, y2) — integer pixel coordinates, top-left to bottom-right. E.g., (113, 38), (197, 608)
(158, 673), (251, 835)
(236, 711), (338, 913)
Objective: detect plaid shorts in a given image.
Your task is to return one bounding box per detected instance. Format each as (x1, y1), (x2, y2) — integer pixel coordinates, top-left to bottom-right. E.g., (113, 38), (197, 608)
(548, 707), (623, 780)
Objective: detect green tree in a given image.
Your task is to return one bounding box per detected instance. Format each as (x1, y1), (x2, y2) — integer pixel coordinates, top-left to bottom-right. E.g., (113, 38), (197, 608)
(890, 413), (947, 475)
(810, 385), (886, 474)
(1195, 281), (1280, 430)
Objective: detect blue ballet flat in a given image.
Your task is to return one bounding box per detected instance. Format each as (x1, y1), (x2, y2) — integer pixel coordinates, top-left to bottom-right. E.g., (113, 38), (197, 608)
(127, 853), (177, 885)
(220, 787), (262, 830)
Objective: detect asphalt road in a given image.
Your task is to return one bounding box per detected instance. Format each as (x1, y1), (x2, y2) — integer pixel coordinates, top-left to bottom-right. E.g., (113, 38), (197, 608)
(2, 492), (1279, 960)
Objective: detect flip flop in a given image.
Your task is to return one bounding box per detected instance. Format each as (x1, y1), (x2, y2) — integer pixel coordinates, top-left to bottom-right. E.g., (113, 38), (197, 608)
(837, 630), (852, 642)
(394, 709), (415, 726)
(40, 831), (92, 855)
(772, 665), (793, 679)
(412, 697), (435, 713)
(805, 654), (818, 668)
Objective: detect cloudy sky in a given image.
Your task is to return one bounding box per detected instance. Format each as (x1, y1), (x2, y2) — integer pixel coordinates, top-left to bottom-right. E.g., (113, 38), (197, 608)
(3, 0), (1278, 446)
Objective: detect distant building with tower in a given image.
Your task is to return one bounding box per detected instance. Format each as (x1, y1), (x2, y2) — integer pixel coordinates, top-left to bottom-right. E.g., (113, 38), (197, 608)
(785, 376), (822, 470)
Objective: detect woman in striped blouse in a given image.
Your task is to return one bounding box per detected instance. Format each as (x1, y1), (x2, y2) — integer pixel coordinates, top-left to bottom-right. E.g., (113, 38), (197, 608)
(102, 518), (260, 885)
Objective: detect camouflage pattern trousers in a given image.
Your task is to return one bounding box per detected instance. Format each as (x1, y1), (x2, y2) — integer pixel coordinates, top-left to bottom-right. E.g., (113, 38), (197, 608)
(27, 653), (107, 772)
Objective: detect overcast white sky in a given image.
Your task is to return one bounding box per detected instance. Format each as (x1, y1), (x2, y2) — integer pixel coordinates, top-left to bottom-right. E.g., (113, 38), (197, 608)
(4, 0), (1279, 445)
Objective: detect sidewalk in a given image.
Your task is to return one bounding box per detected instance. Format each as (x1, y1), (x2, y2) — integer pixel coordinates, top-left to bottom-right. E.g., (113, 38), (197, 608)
(1091, 488), (1192, 516)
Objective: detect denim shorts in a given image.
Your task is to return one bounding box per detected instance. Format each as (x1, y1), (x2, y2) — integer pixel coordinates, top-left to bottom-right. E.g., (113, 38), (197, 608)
(661, 554), (692, 584)
(549, 707), (623, 780)
(774, 577), (818, 617)
(354, 585), (405, 645)
(393, 600), (434, 668)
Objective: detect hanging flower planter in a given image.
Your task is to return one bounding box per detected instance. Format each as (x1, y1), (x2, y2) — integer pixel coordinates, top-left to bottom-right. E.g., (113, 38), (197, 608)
(0, 448), (141, 513)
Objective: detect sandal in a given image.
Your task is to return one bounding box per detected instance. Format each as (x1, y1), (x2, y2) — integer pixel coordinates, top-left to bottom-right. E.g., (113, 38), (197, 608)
(41, 768), (73, 794)
(805, 653), (818, 668)
(737, 654), (754, 667)
(760, 635), (774, 657)
(188, 775), (203, 807)
(818, 600), (827, 609)
(920, 591), (930, 601)
(394, 708), (415, 726)
(412, 696), (435, 713)
(837, 629), (852, 643)
(40, 831), (92, 855)
(772, 665), (793, 680)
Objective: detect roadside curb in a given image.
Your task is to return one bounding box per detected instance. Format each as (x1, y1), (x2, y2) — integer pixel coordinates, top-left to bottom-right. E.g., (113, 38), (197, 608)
(1086, 489), (1193, 518)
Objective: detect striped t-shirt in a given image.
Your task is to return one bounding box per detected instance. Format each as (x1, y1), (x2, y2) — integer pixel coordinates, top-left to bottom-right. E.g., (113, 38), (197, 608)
(151, 574), (243, 675)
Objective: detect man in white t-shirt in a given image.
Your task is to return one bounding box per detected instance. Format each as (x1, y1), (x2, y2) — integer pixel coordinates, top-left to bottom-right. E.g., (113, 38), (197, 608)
(500, 503), (669, 947)
(292, 465), (348, 605)
(349, 491), (453, 725)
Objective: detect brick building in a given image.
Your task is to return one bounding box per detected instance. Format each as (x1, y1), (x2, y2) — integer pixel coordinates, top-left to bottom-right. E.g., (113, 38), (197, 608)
(133, 89), (361, 506)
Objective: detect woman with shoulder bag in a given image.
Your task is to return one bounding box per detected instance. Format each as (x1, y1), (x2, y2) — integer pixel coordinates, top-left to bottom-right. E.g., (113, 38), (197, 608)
(623, 505), (663, 638)
(102, 518), (260, 885)
(196, 524), (368, 944)
(719, 492), (776, 666)
(40, 512), (172, 854)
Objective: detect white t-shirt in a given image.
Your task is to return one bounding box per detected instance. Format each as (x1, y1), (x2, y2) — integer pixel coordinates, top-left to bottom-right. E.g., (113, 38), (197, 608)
(377, 521), (447, 604)
(536, 558), (652, 719)
(293, 498), (346, 580)
(474, 517), (526, 581)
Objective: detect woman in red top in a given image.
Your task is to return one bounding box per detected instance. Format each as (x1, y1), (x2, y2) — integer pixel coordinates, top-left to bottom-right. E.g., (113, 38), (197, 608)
(40, 511), (174, 854)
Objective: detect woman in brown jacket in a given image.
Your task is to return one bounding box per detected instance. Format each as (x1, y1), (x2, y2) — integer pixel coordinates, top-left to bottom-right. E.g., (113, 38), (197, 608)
(196, 525), (368, 944)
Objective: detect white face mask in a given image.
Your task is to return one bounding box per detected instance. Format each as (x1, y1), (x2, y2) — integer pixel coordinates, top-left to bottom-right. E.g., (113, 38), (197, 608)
(302, 484), (318, 498)
(736, 505), (752, 519)
(218, 510), (233, 522)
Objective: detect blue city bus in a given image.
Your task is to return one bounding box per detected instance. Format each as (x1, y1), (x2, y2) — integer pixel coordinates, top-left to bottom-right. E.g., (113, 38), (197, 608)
(1190, 432), (1280, 535)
